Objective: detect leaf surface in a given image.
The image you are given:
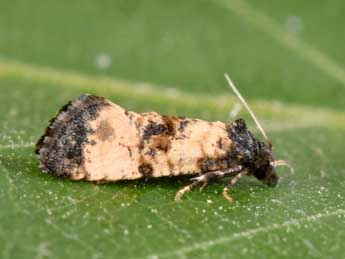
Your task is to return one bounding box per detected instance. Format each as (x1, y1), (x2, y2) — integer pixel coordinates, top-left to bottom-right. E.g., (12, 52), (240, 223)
(0, 1), (345, 258)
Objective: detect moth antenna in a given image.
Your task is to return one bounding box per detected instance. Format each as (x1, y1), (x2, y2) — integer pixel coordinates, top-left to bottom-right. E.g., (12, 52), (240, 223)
(224, 73), (272, 147)
(271, 160), (294, 173)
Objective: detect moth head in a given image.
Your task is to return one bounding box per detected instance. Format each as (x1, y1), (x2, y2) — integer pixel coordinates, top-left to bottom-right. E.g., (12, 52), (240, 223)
(253, 161), (279, 187)
(252, 142), (279, 187)
(253, 143), (293, 187)
(224, 74), (293, 186)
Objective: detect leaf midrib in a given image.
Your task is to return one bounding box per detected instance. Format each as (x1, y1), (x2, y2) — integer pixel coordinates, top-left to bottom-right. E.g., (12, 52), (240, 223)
(0, 58), (344, 131)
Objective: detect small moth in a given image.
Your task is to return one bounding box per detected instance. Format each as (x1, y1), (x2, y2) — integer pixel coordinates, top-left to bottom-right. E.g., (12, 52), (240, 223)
(35, 74), (290, 201)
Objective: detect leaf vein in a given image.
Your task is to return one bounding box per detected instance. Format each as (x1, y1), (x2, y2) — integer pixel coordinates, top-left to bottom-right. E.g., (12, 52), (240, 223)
(146, 208), (345, 258)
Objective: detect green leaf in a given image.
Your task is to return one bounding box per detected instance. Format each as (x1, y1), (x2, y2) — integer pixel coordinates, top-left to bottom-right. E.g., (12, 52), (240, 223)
(1, 1), (345, 258)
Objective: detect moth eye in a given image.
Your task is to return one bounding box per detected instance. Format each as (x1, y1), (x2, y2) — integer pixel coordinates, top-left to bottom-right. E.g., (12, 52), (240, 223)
(254, 167), (265, 180)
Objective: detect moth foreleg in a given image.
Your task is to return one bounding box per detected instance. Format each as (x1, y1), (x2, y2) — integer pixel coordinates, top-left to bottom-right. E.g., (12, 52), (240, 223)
(175, 165), (244, 201)
(223, 170), (247, 202)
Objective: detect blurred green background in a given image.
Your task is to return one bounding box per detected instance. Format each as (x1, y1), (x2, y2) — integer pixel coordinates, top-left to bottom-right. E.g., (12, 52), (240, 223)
(0, 0), (344, 258)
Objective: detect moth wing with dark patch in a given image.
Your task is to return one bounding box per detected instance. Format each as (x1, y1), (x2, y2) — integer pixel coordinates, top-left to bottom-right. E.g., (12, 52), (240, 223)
(36, 95), (242, 181)
(36, 95), (143, 181)
(36, 94), (109, 178)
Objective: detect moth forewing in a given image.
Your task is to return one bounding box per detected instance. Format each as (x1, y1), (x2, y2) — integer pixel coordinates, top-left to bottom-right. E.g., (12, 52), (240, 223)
(37, 95), (237, 180)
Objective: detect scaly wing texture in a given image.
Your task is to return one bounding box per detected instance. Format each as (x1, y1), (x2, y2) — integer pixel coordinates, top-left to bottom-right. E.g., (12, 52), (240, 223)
(1, 0), (345, 258)
(39, 95), (237, 181)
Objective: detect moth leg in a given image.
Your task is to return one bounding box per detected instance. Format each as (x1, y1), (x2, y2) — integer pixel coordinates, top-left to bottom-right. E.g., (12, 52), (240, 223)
(223, 170), (247, 202)
(175, 165), (244, 201)
(175, 180), (203, 201)
(199, 181), (208, 191)
(175, 173), (219, 201)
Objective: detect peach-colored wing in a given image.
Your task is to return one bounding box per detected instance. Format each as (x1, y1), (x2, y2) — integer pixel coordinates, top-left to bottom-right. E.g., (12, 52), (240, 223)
(36, 94), (236, 182)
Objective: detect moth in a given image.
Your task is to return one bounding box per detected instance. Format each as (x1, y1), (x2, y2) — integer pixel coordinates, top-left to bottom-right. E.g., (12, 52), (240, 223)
(35, 74), (290, 201)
